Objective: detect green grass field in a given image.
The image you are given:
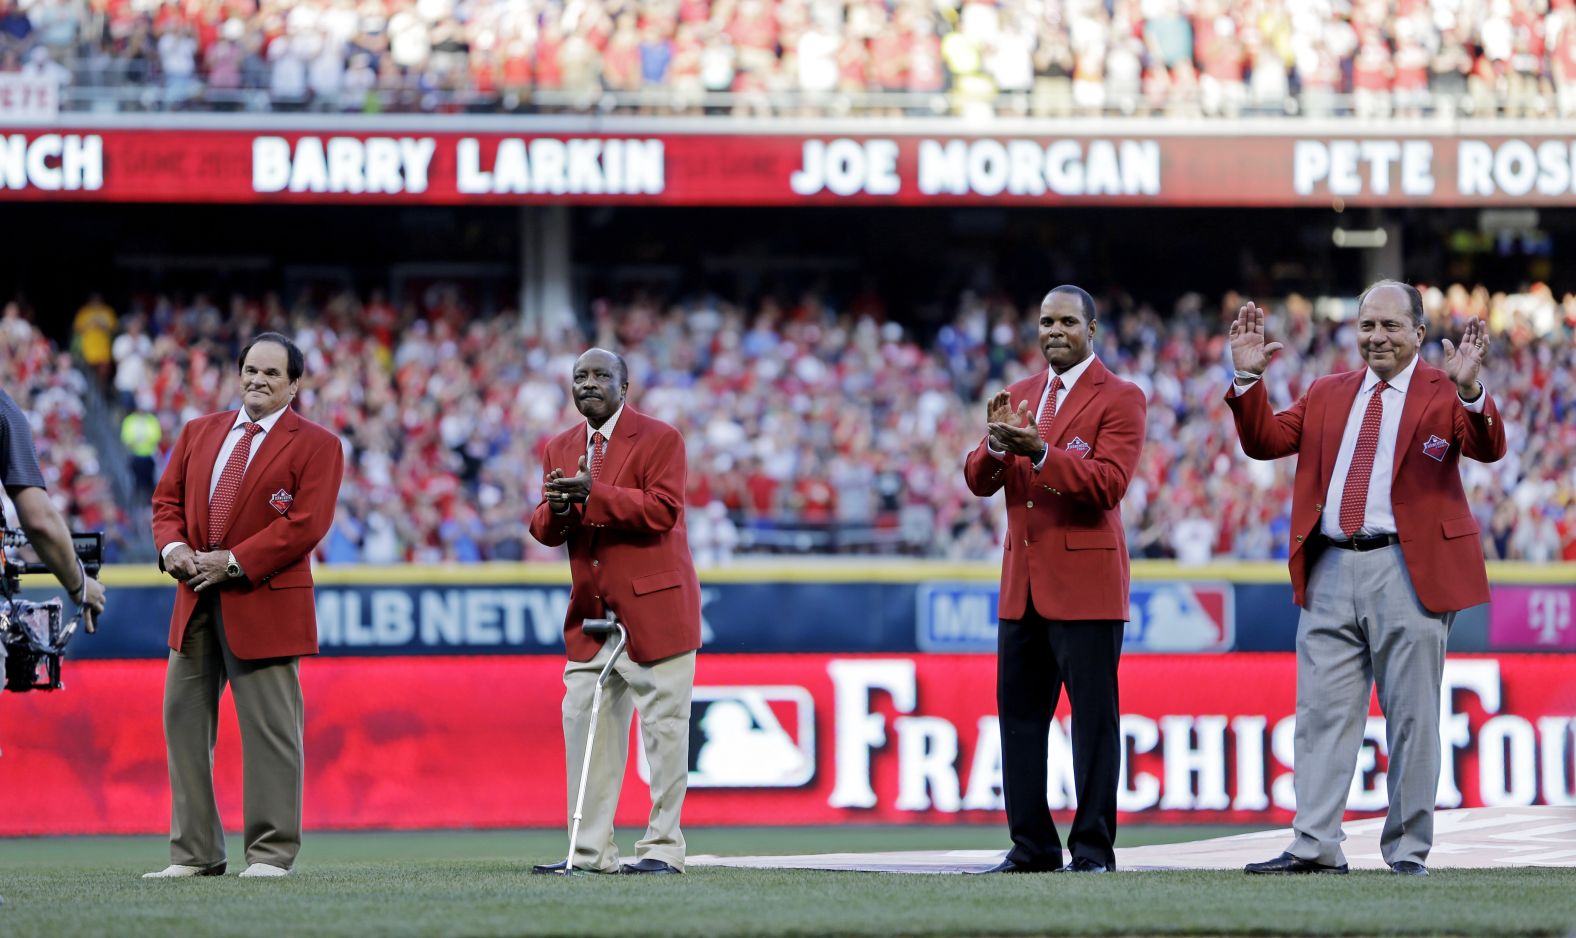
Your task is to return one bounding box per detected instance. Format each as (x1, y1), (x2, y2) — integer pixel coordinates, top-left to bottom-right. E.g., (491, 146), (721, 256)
(1, 826), (1572, 937)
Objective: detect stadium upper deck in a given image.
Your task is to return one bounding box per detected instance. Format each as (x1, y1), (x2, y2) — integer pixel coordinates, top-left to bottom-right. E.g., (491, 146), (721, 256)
(3, 0), (1576, 118)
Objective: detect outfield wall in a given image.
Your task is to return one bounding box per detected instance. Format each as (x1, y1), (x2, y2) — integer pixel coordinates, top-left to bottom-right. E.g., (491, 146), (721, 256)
(1, 562), (1572, 836)
(44, 560), (1576, 657)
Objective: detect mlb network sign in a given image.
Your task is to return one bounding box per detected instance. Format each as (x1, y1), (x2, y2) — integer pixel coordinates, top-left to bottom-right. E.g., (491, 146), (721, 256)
(918, 581), (1233, 653)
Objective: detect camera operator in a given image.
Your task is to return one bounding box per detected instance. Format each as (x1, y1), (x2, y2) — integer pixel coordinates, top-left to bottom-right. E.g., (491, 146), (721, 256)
(1, 387), (107, 640)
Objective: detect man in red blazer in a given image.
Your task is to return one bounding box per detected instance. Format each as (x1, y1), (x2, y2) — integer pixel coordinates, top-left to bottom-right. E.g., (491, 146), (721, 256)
(964, 286), (1147, 874)
(147, 332), (344, 880)
(529, 348), (701, 876)
(1227, 281), (1504, 877)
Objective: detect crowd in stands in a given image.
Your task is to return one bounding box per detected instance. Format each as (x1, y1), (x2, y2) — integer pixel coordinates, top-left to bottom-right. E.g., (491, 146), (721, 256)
(4, 0), (1576, 116)
(36, 278), (1576, 565)
(0, 300), (130, 561)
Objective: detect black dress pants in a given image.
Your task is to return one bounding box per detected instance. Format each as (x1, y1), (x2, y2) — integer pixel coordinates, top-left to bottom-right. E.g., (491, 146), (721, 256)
(997, 598), (1123, 869)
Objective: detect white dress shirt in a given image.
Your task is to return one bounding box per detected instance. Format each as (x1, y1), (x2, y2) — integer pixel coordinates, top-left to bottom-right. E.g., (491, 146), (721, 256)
(1232, 356), (1486, 540)
(989, 352), (1097, 469)
(161, 404), (291, 561)
(1320, 356), (1418, 539)
(583, 404), (624, 469)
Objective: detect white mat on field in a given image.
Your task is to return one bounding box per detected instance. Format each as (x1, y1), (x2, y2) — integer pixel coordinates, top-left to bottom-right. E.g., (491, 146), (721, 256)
(690, 807), (1576, 873)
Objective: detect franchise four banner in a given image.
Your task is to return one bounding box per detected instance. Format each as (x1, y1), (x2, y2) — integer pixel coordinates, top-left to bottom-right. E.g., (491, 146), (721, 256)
(1, 653), (1570, 835)
(4, 129), (1576, 205)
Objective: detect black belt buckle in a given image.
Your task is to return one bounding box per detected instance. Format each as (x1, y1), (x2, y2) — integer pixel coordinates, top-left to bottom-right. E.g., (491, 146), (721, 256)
(1350, 533), (1398, 552)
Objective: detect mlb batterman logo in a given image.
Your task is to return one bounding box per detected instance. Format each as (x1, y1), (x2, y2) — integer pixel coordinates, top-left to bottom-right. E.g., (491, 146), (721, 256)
(637, 686), (816, 788)
(269, 489), (294, 514)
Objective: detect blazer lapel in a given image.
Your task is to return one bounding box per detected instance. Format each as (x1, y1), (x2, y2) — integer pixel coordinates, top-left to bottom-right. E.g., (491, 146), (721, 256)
(1318, 370), (1364, 493)
(1392, 364), (1440, 483)
(1015, 372), (1049, 428)
(598, 407), (642, 485)
(219, 408), (301, 545)
(190, 414), (232, 549)
(1045, 357), (1106, 448)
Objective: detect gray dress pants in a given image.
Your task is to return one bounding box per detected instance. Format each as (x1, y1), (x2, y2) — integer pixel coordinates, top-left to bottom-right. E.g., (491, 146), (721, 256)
(1287, 543), (1454, 867)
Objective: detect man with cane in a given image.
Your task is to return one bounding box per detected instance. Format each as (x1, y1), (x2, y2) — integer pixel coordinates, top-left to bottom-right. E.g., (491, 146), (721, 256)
(530, 348), (701, 876)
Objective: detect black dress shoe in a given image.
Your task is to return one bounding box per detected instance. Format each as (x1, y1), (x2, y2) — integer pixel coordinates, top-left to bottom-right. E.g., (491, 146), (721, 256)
(1062, 858), (1114, 873)
(973, 857), (1062, 874)
(1389, 861), (1428, 876)
(622, 858), (681, 875)
(1244, 852), (1348, 875)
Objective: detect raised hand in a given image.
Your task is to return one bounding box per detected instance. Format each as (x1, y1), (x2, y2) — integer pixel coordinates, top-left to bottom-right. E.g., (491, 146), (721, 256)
(1441, 318), (1488, 398)
(1228, 301), (1284, 377)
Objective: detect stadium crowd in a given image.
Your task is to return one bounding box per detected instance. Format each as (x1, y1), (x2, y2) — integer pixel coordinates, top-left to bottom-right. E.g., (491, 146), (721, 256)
(0, 299), (131, 560)
(3, 0), (1576, 116)
(26, 278), (1575, 564)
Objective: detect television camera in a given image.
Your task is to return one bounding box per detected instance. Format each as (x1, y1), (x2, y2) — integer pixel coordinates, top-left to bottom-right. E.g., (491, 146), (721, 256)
(0, 528), (102, 692)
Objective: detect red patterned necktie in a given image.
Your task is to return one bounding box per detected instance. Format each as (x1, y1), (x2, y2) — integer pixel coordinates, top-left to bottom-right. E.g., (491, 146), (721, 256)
(1036, 376), (1064, 441)
(1338, 381), (1388, 538)
(590, 431), (606, 480)
(208, 422), (263, 547)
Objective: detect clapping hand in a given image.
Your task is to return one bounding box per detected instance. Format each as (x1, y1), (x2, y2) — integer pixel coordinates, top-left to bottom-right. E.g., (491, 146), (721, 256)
(545, 456), (593, 507)
(1228, 301), (1284, 377)
(987, 397), (1044, 459)
(985, 390), (1017, 426)
(1441, 317), (1488, 399)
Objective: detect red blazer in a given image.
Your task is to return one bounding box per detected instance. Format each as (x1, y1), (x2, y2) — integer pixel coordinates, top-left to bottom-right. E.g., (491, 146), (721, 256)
(152, 407), (345, 659)
(964, 357), (1147, 622)
(529, 406), (702, 664)
(1226, 362), (1506, 614)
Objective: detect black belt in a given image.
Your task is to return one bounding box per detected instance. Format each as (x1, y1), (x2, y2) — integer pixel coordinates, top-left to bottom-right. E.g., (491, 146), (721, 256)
(1324, 533), (1400, 552)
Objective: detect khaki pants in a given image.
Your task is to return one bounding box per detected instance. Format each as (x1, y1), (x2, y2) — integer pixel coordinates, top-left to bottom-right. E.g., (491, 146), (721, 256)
(561, 642), (695, 872)
(163, 593), (305, 870)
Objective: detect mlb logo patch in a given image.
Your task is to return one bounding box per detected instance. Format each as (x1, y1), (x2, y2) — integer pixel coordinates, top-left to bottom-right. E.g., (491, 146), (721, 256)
(637, 686), (816, 788)
(1065, 437), (1091, 459)
(269, 489), (294, 514)
(1422, 436), (1449, 462)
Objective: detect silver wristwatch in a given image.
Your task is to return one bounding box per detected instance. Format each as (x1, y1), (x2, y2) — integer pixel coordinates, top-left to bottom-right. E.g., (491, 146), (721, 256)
(225, 552), (241, 579)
